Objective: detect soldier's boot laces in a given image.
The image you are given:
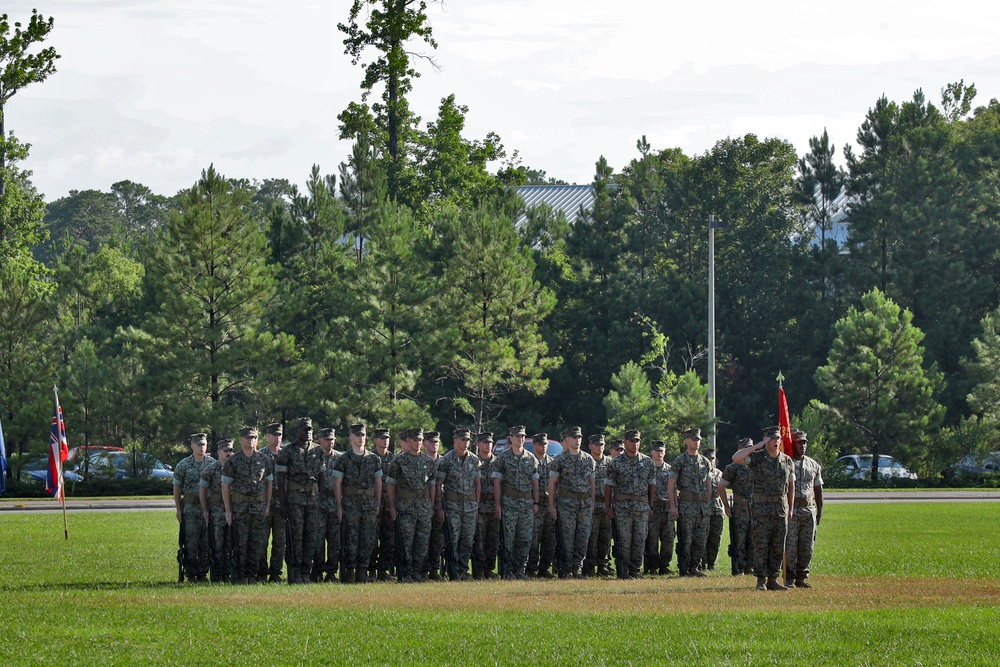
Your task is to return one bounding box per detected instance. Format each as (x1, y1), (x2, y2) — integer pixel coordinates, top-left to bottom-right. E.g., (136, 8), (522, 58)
(766, 576), (788, 591)
(756, 576), (767, 591)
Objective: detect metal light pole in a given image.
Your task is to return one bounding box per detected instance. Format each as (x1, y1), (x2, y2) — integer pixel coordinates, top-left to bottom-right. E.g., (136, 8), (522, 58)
(708, 215), (728, 450)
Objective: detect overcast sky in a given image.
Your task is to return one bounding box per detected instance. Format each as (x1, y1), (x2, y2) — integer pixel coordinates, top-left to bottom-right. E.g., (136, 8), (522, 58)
(7, 0), (1000, 200)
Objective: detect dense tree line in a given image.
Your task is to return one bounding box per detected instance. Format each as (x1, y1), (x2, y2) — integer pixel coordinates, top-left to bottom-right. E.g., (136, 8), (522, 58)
(4, 6), (1000, 487)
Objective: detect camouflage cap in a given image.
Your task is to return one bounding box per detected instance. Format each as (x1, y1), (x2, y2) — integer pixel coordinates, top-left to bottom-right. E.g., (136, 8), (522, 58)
(423, 431), (441, 442)
(508, 425), (527, 437)
(454, 428), (472, 440)
(702, 447), (717, 459)
(317, 427), (336, 440)
(588, 434), (606, 446)
(405, 427), (424, 441)
(476, 432), (494, 444)
(560, 426), (583, 439)
(373, 427), (390, 439)
(532, 433), (548, 445)
(609, 440), (625, 451)
(239, 426), (259, 439)
(649, 440), (665, 451)
(792, 429), (808, 442)
(683, 427), (702, 440)
(296, 417), (313, 429)
(190, 433), (208, 446)
(350, 423), (366, 437)
(738, 437), (753, 448)
(215, 438), (235, 452)
(763, 426), (782, 439)
(265, 422), (283, 436)
(623, 429), (641, 441)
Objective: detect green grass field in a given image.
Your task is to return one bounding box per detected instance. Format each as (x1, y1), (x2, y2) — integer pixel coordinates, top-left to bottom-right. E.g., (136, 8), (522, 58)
(2, 503), (999, 666)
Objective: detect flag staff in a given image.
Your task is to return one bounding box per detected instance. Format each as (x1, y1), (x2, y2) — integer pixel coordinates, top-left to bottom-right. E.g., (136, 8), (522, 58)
(54, 385), (69, 540)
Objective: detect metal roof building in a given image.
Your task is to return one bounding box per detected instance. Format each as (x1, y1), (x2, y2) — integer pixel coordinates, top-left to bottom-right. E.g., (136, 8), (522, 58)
(516, 184), (595, 226)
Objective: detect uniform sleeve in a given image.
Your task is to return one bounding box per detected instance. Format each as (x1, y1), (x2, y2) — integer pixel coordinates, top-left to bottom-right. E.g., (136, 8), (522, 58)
(385, 458), (399, 485)
(667, 456), (681, 481)
(172, 459), (185, 487)
(221, 458), (235, 485)
(435, 456), (449, 480)
(491, 455), (505, 480)
(814, 463), (824, 487)
(604, 460), (617, 487)
(274, 448), (288, 474)
(548, 456), (561, 480)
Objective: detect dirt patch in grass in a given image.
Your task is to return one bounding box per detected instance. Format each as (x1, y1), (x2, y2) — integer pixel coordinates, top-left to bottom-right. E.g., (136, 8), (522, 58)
(153, 575), (1000, 615)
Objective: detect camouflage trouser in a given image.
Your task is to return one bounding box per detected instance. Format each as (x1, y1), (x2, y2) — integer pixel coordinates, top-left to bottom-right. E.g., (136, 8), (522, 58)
(555, 497), (593, 573)
(501, 497), (534, 576)
(613, 505), (649, 575)
(257, 498), (285, 578)
(396, 498), (432, 578)
(232, 509), (266, 580)
(785, 511), (817, 581)
(444, 502), (477, 572)
(342, 497), (378, 569)
(286, 500), (319, 576)
(370, 507), (395, 574)
(423, 512), (445, 576)
(585, 509), (612, 572)
(729, 497), (753, 574)
(677, 505), (710, 575)
(182, 504), (210, 578)
(474, 511), (501, 575)
(752, 510), (788, 578)
(527, 499), (555, 575)
(314, 507), (341, 578)
(207, 505), (230, 582)
(645, 506), (675, 571)
(704, 514), (725, 570)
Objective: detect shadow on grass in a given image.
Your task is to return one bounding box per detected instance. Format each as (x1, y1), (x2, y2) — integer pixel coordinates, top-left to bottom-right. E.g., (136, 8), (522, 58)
(3, 580), (210, 593)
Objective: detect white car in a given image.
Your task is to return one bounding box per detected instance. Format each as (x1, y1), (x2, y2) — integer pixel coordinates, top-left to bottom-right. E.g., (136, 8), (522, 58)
(833, 454), (917, 480)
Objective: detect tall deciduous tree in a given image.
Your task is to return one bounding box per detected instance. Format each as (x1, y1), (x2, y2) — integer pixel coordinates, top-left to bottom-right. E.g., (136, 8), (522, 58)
(0, 9), (59, 195)
(813, 289), (945, 479)
(338, 0), (439, 196)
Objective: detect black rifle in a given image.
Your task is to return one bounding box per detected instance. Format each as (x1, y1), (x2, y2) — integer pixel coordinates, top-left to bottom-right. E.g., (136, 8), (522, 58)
(177, 516), (187, 583)
(609, 512), (625, 579)
(439, 507), (461, 581)
(728, 508), (739, 575)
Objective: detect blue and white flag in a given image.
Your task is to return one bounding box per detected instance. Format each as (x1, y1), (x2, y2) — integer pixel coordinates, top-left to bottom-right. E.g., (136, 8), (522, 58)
(0, 413), (7, 496)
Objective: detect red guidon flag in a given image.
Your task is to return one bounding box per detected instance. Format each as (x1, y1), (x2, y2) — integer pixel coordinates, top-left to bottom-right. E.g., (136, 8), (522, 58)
(778, 386), (793, 457)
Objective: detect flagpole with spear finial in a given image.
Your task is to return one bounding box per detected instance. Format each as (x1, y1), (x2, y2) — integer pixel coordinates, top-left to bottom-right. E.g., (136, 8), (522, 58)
(54, 385), (69, 540)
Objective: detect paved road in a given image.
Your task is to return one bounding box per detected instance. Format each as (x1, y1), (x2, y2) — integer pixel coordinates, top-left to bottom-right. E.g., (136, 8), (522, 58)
(2, 490), (1000, 514)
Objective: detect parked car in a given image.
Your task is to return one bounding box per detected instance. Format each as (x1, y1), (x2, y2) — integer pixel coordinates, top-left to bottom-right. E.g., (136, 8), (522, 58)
(22, 464), (84, 484)
(831, 454), (918, 480)
(949, 451), (1000, 478)
(69, 451), (173, 480)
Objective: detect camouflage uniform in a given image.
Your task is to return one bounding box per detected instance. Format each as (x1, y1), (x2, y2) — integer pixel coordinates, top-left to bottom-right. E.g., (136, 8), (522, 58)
(646, 461), (675, 575)
(423, 457), (445, 579)
(668, 452), (712, 576)
(492, 447), (539, 577)
(474, 454), (501, 578)
(222, 449), (274, 582)
(786, 456), (823, 584)
(173, 454), (214, 580)
(527, 451), (555, 576)
(703, 467), (726, 570)
(331, 449), (382, 573)
(387, 452), (436, 581)
(746, 448), (794, 579)
(314, 447), (343, 581)
(435, 448), (482, 577)
(199, 461), (231, 582)
(550, 450), (596, 576)
(371, 448), (396, 579)
(275, 439), (324, 582)
(585, 454), (613, 576)
(605, 452), (655, 578)
(257, 444), (286, 581)
(721, 462), (754, 575)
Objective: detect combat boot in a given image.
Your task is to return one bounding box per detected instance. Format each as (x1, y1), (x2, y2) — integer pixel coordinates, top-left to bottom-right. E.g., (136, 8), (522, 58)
(756, 576), (767, 591)
(766, 576), (788, 591)
(795, 576), (812, 589)
(572, 567), (583, 578)
(658, 564), (672, 576)
(597, 564), (613, 577)
(427, 570), (442, 581)
(537, 568), (554, 579)
(784, 578), (795, 588)
(341, 568), (356, 584)
(268, 574), (282, 584)
(355, 568), (368, 583)
(377, 570), (391, 582)
(582, 565), (595, 578)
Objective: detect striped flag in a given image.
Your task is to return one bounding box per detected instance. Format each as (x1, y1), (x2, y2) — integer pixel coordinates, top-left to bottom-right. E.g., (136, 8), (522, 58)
(0, 413), (7, 496)
(47, 389), (69, 501)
